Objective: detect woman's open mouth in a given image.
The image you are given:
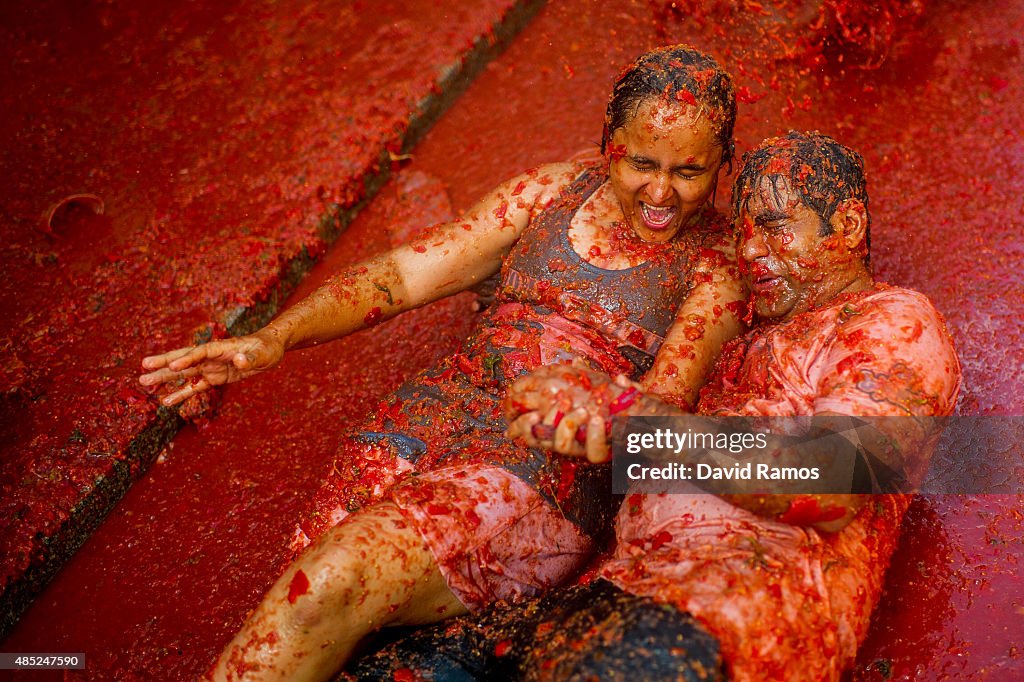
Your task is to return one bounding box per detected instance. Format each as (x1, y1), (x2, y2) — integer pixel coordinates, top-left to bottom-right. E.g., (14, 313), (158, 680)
(639, 202), (677, 230)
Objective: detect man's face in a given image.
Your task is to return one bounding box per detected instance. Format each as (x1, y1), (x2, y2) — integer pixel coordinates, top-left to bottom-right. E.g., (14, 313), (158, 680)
(737, 175), (850, 320)
(608, 97), (723, 243)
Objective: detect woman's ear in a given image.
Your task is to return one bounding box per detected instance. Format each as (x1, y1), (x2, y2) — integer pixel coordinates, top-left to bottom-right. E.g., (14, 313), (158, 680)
(831, 198), (868, 251)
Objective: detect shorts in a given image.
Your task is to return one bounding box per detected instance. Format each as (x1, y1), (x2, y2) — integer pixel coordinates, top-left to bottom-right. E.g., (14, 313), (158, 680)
(390, 463), (595, 610)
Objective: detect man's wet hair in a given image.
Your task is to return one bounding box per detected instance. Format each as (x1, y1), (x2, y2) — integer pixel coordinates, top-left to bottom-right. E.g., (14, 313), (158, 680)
(602, 45), (737, 168)
(733, 131), (870, 258)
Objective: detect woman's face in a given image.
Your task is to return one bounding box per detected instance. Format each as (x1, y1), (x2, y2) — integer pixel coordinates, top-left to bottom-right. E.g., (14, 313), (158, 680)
(608, 97), (724, 243)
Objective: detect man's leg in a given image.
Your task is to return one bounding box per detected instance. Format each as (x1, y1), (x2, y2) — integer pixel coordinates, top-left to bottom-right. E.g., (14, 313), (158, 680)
(206, 502), (467, 681)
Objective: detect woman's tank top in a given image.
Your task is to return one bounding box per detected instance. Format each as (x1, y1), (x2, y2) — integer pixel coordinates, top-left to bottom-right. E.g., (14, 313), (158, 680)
(485, 165), (713, 379)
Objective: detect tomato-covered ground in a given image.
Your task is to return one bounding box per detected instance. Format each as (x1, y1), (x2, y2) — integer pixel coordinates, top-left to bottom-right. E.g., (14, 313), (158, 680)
(0, 0), (539, 638)
(1, 0), (1021, 679)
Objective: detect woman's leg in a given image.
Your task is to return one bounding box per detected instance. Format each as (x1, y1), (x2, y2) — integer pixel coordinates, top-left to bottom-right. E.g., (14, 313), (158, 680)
(206, 502), (467, 681)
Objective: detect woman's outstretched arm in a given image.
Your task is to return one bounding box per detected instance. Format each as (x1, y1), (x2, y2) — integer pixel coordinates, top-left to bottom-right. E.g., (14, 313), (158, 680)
(140, 163), (583, 405)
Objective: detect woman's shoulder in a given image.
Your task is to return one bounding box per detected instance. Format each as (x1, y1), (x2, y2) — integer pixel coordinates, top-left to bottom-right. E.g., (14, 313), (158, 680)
(501, 159), (605, 213)
(526, 158), (603, 187)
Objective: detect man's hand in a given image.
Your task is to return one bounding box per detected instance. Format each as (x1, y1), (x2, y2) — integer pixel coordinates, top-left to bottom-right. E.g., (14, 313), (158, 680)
(139, 331), (285, 406)
(504, 365), (642, 463)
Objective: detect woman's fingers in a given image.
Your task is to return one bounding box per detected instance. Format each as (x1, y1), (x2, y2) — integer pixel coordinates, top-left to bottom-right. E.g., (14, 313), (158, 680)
(584, 415), (611, 463)
(503, 389), (546, 424)
(138, 364), (203, 387)
(553, 408), (588, 455)
(138, 368), (164, 387)
(503, 375), (573, 420)
(161, 377), (211, 407)
(507, 411), (542, 442)
(507, 396), (612, 462)
(505, 366), (623, 460)
(138, 334), (284, 410)
(167, 339), (245, 371)
(613, 373), (637, 389)
(141, 345), (198, 371)
(140, 337), (265, 384)
(233, 351), (254, 370)
(528, 405), (562, 447)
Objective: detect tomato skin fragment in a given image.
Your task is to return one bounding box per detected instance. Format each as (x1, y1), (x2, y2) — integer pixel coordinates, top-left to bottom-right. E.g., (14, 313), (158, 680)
(676, 89), (697, 106)
(736, 85), (767, 104)
(779, 496), (846, 525)
(650, 529), (673, 551)
(287, 569), (310, 604)
(608, 387), (639, 415)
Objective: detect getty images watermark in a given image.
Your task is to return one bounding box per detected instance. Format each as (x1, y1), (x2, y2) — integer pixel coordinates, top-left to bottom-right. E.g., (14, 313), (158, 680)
(611, 416), (1024, 495)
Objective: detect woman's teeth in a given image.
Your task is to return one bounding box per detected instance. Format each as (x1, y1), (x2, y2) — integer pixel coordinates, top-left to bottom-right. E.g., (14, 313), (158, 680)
(640, 202), (676, 229)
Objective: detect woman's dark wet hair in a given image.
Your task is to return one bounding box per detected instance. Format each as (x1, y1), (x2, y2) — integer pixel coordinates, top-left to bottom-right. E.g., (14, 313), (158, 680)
(602, 45), (737, 168)
(733, 130), (870, 258)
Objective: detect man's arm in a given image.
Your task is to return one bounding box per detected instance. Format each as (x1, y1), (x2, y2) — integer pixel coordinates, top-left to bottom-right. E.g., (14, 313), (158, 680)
(507, 292), (961, 532)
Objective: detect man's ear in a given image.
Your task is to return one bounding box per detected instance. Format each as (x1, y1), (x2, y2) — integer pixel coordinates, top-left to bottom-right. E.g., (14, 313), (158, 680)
(831, 199), (868, 251)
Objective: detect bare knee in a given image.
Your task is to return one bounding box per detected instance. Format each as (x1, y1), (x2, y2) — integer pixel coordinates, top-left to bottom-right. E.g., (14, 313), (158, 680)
(209, 503), (465, 680)
(282, 535), (373, 632)
(281, 503), (455, 633)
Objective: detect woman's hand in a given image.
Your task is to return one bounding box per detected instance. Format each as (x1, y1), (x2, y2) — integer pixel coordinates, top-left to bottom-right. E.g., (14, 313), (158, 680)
(139, 330), (285, 406)
(504, 364), (642, 463)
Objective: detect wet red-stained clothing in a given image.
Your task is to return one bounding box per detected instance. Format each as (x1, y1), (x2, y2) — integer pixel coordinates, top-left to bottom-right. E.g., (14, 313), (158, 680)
(599, 284), (962, 681)
(296, 167), (732, 609)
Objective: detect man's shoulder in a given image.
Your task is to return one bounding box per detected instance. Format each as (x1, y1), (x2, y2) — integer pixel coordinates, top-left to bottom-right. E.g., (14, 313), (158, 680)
(842, 284), (954, 341)
(790, 283), (948, 338)
(744, 282), (954, 357)
(814, 283), (962, 417)
(830, 282), (938, 315)
(854, 282), (939, 309)
(821, 282), (953, 346)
